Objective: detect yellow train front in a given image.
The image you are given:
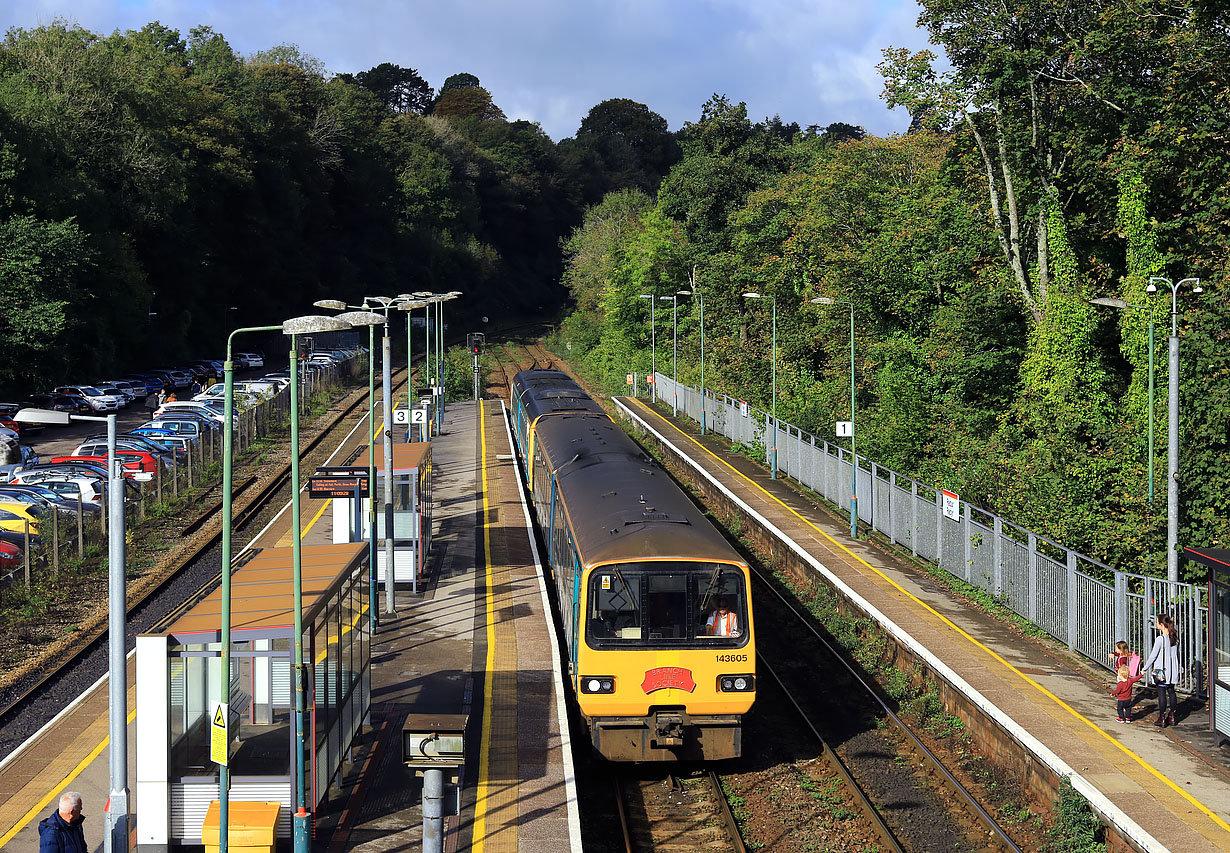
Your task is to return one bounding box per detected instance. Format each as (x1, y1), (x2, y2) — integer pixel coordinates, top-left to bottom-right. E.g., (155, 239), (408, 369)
(511, 370), (755, 761)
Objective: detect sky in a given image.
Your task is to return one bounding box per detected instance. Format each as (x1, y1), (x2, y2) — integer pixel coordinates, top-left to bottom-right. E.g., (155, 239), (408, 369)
(4, 0), (934, 140)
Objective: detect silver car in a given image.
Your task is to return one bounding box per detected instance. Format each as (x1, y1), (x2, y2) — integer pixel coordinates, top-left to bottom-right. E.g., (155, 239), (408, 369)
(53, 385), (121, 412)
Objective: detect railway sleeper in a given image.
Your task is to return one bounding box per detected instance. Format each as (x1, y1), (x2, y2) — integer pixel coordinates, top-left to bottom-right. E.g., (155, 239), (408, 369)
(592, 711), (742, 761)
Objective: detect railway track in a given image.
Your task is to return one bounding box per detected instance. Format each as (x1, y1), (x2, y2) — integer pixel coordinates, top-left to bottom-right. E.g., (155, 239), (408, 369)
(749, 565), (1023, 851)
(0, 367), (411, 751)
(614, 769), (746, 853)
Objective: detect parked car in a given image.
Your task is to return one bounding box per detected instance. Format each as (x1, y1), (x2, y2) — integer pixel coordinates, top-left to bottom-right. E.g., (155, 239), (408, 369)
(69, 445), (167, 480)
(154, 401), (230, 425)
(143, 418), (214, 440)
(0, 502), (44, 536)
(94, 383), (134, 407)
(53, 386), (122, 412)
(120, 374), (163, 395)
(0, 444), (40, 484)
(3, 482), (100, 514)
(49, 454), (155, 482)
(104, 379), (143, 401)
(0, 404), (43, 435)
(24, 393), (89, 415)
(0, 539), (21, 572)
(0, 485), (97, 517)
(239, 352), (265, 368)
(10, 471), (105, 504)
(77, 436), (184, 466)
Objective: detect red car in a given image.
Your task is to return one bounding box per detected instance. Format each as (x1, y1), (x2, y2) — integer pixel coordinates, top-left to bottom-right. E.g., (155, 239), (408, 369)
(49, 452), (157, 481)
(0, 539), (21, 571)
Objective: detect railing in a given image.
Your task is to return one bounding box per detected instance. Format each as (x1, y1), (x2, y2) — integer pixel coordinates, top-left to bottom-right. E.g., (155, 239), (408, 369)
(2, 355), (363, 589)
(649, 374), (1208, 694)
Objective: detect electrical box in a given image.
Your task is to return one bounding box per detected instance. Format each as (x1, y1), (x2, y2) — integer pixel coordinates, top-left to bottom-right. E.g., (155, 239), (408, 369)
(403, 713), (468, 815)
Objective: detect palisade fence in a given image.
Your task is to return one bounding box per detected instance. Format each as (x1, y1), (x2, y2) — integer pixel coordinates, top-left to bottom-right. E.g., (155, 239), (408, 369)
(1, 356), (362, 591)
(648, 374), (1208, 694)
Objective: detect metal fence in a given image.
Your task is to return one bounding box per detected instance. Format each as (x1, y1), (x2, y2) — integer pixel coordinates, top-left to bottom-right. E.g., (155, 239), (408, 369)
(649, 374), (1208, 693)
(2, 356), (361, 589)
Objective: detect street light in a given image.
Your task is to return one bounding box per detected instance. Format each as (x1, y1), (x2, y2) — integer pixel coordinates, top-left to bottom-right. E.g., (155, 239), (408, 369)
(364, 296), (415, 609)
(1091, 297), (1157, 504)
(678, 266), (706, 433)
(15, 407), (128, 853)
(811, 296), (858, 537)
(659, 293), (687, 416)
(638, 293), (657, 402)
(398, 300), (429, 442)
(280, 313), (353, 853)
(315, 301), (389, 628)
(1146, 275), (1203, 584)
(744, 293), (778, 479)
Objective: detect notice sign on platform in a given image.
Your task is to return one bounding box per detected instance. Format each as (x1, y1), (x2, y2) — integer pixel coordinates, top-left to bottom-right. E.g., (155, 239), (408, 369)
(941, 489), (960, 521)
(211, 703), (229, 766)
(739, 401), (749, 417)
(626, 374), (634, 386)
(309, 475), (369, 499)
(392, 408), (409, 425)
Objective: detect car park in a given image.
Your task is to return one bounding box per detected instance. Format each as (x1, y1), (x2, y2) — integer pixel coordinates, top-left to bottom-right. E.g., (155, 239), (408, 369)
(53, 385), (122, 412)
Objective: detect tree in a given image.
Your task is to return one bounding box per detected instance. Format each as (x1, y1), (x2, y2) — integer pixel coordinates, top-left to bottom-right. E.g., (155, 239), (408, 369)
(432, 85), (505, 122)
(574, 98), (678, 191)
(439, 72), (480, 94)
(351, 62), (433, 114)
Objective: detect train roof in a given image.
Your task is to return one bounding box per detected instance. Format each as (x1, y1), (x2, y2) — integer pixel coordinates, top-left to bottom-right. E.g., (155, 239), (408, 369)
(534, 414), (744, 568)
(513, 369), (606, 421)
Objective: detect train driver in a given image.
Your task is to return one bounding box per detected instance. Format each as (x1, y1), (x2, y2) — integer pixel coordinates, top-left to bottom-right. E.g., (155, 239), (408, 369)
(706, 596), (740, 637)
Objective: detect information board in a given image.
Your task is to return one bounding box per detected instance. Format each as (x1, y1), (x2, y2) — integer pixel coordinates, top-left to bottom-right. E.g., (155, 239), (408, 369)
(309, 475), (369, 498)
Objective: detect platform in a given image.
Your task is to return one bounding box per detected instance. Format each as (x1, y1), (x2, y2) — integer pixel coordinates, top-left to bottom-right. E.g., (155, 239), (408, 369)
(616, 393), (1230, 853)
(0, 397), (581, 852)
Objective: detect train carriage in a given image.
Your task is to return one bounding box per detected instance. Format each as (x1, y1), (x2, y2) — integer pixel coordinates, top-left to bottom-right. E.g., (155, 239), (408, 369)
(510, 370), (608, 491)
(513, 370), (755, 761)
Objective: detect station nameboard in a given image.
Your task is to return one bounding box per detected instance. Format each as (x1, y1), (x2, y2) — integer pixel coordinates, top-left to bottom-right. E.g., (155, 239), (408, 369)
(309, 475), (369, 498)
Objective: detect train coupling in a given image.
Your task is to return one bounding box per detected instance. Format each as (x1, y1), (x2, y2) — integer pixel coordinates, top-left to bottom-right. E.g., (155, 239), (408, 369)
(653, 712), (685, 748)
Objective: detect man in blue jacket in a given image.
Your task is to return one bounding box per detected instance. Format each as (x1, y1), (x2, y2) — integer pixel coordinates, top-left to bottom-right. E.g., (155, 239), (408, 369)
(38, 791), (87, 853)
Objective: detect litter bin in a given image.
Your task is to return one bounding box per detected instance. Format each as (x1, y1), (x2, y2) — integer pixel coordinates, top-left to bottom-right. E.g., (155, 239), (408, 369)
(201, 800), (281, 853)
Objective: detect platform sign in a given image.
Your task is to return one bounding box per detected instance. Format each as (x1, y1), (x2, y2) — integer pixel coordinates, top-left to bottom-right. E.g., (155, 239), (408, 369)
(309, 475), (369, 498)
(317, 464), (369, 478)
(393, 408), (409, 425)
(626, 374), (634, 386)
(211, 702), (229, 766)
(836, 420), (853, 437)
(941, 489), (960, 521)
(411, 407), (428, 424)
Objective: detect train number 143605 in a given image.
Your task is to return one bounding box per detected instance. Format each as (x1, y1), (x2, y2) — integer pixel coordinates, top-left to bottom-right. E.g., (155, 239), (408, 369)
(714, 654), (748, 662)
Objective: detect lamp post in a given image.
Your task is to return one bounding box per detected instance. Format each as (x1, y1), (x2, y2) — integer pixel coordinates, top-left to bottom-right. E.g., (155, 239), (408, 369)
(744, 293), (778, 479)
(218, 323), (282, 853)
(678, 267), (705, 433)
(434, 292), (461, 431)
(811, 297), (857, 537)
(281, 314), (353, 853)
(1091, 297), (1157, 504)
(659, 293), (686, 416)
(399, 300), (429, 441)
(16, 408), (127, 852)
(1147, 275), (1203, 584)
(314, 301), (390, 627)
(638, 293), (657, 402)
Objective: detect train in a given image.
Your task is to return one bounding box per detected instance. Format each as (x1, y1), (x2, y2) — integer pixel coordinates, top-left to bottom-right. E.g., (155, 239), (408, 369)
(509, 369), (756, 761)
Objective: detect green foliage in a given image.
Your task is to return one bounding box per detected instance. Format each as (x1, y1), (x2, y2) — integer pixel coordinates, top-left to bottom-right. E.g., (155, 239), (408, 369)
(1043, 778), (1106, 853)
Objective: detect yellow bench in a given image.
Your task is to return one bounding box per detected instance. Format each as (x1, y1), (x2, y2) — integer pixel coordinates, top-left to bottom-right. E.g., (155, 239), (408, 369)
(201, 800), (280, 853)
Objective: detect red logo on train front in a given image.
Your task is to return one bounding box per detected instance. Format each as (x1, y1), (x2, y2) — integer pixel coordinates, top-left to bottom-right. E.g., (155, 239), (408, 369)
(641, 667), (696, 693)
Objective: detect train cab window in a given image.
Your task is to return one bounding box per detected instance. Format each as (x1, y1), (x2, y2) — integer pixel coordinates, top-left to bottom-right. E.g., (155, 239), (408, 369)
(586, 562), (748, 649)
(589, 570), (641, 639)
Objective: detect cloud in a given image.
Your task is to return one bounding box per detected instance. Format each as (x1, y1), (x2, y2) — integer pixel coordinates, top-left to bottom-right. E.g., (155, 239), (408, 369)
(6, 0), (932, 138)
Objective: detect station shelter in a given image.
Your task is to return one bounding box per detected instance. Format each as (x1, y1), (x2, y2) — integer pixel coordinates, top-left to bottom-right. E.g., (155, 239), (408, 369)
(135, 542), (370, 850)
(331, 442), (432, 585)
(1186, 546), (1230, 744)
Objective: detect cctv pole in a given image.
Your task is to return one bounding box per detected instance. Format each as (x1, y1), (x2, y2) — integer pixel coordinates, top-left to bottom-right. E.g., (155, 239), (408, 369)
(105, 412), (129, 853)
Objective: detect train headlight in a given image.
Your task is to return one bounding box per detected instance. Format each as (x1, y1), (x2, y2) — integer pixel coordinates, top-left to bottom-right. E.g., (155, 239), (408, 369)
(581, 676), (615, 693)
(718, 675), (755, 692)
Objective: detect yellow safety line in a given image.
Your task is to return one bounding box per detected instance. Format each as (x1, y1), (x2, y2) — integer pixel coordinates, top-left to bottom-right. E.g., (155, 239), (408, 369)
(0, 708), (138, 848)
(301, 498), (331, 538)
(625, 396), (1230, 834)
(473, 401), (496, 850)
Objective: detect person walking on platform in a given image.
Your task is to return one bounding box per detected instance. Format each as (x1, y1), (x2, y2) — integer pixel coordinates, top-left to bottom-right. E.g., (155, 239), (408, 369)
(38, 791), (87, 853)
(1142, 613), (1181, 727)
(1109, 665), (1144, 722)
